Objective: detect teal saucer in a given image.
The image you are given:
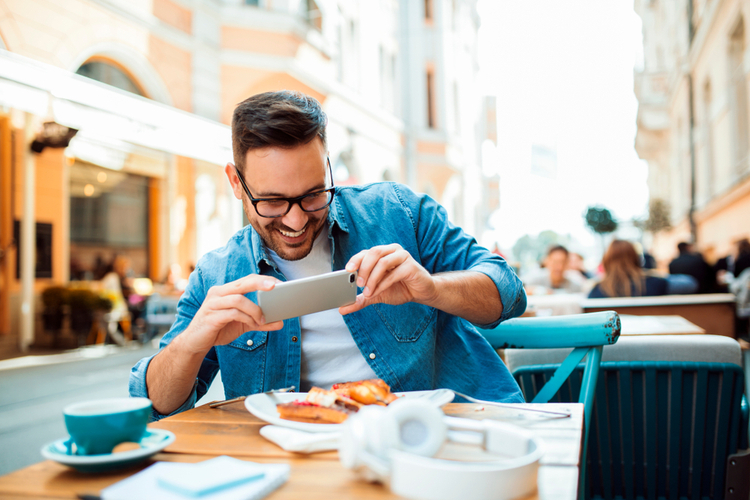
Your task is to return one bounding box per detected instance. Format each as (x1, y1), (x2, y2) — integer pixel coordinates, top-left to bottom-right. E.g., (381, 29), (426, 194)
(40, 428), (175, 473)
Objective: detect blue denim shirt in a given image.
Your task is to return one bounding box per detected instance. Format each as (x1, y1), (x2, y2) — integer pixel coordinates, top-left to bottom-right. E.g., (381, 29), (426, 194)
(130, 182), (527, 420)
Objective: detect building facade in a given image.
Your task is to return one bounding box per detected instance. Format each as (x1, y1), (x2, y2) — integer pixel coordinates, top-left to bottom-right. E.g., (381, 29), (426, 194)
(634, 0), (750, 266)
(0, 0), (495, 350)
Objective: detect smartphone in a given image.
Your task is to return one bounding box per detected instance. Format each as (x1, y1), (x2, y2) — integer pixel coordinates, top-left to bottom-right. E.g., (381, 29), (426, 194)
(257, 269), (358, 322)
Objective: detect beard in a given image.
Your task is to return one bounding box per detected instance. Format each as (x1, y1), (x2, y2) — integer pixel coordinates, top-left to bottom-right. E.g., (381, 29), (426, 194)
(243, 200), (328, 261)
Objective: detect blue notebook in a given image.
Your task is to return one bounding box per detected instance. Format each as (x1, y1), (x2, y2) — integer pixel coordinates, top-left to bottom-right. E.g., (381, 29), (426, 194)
(101, 456), (290, 500)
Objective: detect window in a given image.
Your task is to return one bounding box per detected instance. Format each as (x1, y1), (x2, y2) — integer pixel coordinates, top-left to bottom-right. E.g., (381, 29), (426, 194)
(76, 61), (145, 97)
(728, 17), (749, 174)
(302, 0), (322, 31)
(13, 221), (52, 279)
(244, 0), (260, 5)
(702, 79), (715, 197)
(69, 163), (150, 278)
(426, 68), (437, 129)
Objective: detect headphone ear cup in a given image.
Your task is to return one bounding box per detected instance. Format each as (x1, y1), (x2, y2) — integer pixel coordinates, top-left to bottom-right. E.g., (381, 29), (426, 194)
(387, 398), (447, 457)
(339, 405), (399, 480)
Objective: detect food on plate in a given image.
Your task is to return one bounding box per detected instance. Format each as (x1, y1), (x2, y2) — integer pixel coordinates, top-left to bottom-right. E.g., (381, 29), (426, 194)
(277, 379), (399, 424)
(332, 378), (399, 405)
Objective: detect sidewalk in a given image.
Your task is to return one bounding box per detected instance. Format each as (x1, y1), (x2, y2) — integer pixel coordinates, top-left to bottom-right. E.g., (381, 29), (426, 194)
(0, 342), (151, 372)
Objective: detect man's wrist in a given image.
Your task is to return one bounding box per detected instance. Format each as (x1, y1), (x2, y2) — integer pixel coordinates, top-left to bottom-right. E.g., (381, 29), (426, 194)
(171, 324), (213, 360)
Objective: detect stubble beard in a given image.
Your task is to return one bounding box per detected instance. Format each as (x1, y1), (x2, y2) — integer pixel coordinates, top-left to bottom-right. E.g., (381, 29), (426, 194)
(243, 200), (328, 261)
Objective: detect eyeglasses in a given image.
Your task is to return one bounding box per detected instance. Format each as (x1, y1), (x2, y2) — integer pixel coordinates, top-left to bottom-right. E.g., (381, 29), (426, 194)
(233, 158), (335, 218)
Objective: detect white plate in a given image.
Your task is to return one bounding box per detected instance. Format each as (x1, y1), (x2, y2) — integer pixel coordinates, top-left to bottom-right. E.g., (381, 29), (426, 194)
(40, 428), (175, 472)
(244, 389), (455, 433)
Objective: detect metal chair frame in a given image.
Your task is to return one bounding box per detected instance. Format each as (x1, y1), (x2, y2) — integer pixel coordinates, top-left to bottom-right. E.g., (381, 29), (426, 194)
(478, 310), (621, 500)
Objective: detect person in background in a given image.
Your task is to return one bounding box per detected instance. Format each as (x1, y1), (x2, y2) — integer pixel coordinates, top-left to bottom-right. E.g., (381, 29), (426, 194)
(716, 238), (750, 286)
(668, 242), (716, 293)
(589, 240), (668, 298)
(566, 252), (592, 279)
(524, 245), (585, 294)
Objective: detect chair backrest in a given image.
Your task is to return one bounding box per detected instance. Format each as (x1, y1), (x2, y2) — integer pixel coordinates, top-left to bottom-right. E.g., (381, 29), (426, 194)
(511, 335), (748, 500)
(478, 310), (621, 500)
(505, 334), (743, 372)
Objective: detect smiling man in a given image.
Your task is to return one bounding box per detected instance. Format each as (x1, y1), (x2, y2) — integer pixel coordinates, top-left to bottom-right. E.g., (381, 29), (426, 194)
(130, 91), (527, 419)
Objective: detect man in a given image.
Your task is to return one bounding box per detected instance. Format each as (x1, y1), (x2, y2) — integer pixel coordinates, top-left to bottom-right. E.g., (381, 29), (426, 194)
(523, 245), (585, 294)
(668, 242), (715, 294)
(130, 91), (527, 420)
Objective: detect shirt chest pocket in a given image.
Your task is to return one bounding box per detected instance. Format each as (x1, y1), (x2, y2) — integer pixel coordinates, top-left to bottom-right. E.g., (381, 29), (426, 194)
(372, 303), (436, 342)
(216, 331), (268, 398)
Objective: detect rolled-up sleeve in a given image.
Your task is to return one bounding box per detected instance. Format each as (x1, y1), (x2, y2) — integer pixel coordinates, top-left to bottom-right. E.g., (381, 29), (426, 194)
(128, 267), (219, 421)
(394, 184), (527, 329)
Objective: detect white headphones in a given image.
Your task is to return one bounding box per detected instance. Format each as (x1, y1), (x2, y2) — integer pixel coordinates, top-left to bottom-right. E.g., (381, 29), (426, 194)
(338, 399), (544, 500)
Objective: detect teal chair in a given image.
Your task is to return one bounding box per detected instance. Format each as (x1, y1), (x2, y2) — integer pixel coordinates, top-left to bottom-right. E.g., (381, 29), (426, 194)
(505, 334), (750, 500)
(478, 310), (621, 500)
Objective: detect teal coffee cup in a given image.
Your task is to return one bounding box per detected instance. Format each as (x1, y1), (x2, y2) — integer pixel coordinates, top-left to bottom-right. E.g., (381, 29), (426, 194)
(63, 397), (152, 455)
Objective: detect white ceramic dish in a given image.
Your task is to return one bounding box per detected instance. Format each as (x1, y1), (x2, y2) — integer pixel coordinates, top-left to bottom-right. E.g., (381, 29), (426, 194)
(244, 389), (455, 433)
(40, 428), (175, 472)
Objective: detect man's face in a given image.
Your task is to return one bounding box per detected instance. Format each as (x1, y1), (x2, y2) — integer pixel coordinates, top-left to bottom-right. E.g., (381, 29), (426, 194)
(227, 138), (329, 261)
(545, 250), (568, 276)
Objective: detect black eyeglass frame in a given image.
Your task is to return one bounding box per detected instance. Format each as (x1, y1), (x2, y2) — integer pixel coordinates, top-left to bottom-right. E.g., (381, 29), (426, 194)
(233, 157), (335, 218)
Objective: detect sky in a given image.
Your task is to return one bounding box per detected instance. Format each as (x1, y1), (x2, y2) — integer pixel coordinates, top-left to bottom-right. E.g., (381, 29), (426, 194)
(476, 0), (649, 258)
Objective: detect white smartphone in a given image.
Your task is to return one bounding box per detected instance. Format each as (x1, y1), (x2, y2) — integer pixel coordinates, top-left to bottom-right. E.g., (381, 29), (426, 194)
(257, 269), (358, 322)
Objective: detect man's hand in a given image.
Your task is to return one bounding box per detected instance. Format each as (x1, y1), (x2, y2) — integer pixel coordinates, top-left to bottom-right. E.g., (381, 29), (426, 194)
(339, 244), (503, 324)
(339, 244), (438, 314)
(181, 274), (285, 355)
(147, 274), (283, 415)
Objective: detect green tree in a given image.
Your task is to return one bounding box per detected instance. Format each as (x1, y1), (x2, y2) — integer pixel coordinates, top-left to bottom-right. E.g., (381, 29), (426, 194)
(584, 206), (618, 253)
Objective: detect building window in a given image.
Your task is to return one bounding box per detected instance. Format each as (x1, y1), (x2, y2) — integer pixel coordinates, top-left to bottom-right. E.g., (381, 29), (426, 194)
(13, 221), (53, 279)
(702, 79), (715, 198)
(426, 68), (437, 129)
(302, 0), (322, 31)
(76, 61), (145, 97)
(728, 17), (749, 174)
(69, 163), (149, 279)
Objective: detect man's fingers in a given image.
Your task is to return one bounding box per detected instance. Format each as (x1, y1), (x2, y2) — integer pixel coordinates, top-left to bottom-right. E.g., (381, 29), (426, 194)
(213, 274), (279, 297)
(209, 294), (265, 325)
(356, 244), (402, 288)
(362, 250), (409, 297)
(345, 250), (368, 273)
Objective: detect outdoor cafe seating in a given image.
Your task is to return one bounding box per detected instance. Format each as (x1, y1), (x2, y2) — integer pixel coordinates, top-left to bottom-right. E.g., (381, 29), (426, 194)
(3, 310), (749, 500)
(505, 334), (750, 500)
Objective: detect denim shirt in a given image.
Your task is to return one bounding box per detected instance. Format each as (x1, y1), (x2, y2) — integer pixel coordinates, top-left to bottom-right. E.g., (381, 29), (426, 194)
(130, 182), (527, 420)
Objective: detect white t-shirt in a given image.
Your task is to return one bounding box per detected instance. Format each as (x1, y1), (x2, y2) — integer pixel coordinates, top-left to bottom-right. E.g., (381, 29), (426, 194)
(267, 230), (378, 391)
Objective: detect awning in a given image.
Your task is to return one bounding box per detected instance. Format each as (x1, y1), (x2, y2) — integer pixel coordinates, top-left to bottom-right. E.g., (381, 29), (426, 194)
(0, 50), (232, 165)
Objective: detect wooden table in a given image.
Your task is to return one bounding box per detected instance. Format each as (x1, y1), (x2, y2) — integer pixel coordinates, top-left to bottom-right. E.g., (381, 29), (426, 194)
(582, 293), (736, 337)
(0, 401), (584, 500)
(618, 314), (706, 336)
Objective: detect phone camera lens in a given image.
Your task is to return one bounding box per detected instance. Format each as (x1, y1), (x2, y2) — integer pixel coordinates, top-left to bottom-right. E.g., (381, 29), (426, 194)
(349, 274), (356, 284)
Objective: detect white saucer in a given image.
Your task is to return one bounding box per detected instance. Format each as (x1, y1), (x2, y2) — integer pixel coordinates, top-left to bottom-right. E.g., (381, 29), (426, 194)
(41, 428), (175, 472)
(245, 389), (455, 433)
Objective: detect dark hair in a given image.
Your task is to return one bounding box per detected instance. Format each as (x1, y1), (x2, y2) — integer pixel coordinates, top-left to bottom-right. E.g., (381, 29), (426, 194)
(737, 238), (750, 256)
(547, 245), (569, 257)
(677, 242), (691, 253)
(231, 90), (328, 173)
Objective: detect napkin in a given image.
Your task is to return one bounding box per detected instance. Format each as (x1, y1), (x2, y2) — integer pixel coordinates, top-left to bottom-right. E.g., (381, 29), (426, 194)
(259, 425), (340, 453)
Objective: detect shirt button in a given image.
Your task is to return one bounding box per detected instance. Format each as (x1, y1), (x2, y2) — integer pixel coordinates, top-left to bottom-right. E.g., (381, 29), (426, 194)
(292, 336), (298, 342)
(246, 339), (253, 347)
(369, 353), (376, 360)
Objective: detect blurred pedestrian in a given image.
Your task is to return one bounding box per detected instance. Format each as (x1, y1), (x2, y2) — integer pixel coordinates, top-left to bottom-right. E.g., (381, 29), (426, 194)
(668, 242), (715, 293)
(524, 245), (585, 294)
(567, 252), (592, 279)
(589, 240), (668, 298)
